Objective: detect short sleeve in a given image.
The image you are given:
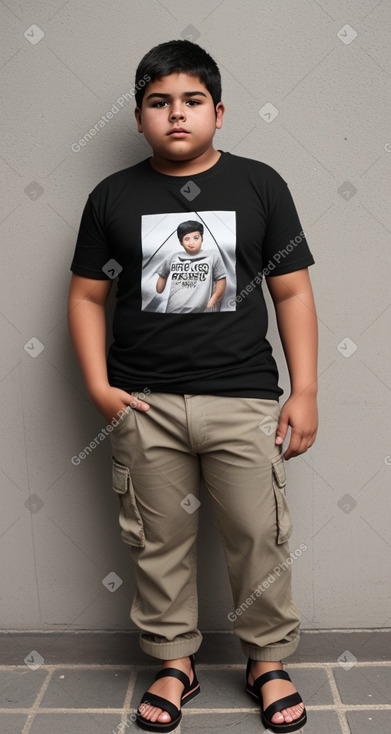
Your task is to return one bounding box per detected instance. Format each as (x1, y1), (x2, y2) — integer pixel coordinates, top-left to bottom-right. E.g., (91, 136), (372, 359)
(262, 183), (314, 276)
(213, 253), (227, 280)
(70, 195), (112, 279)
(157, 256), (172, 278)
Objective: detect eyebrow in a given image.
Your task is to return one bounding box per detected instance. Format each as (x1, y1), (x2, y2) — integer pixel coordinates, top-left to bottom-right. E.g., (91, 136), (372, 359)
(145, 91), (208, 101)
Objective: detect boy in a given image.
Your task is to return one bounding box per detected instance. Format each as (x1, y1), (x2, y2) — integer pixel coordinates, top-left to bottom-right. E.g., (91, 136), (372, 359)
(155, 220), (227, 313)
(68, 39), (318, 733)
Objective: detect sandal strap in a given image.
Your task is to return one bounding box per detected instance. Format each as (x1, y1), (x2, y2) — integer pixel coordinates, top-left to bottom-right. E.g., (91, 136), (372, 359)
(253, 668), (291, 692)
(154, 667), (189, 688)
(264, 692), (304, 721)
(138, 691), (179, 721)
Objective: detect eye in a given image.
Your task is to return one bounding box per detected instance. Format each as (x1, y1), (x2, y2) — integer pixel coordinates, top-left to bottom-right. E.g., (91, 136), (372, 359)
(151, 100), (168, 108)
(186, 99), (201, 106)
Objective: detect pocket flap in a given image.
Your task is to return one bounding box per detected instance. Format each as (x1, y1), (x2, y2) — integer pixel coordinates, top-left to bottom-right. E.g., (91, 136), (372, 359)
(271, 454), (292, 544)
(272, 455), (286, 488)
(112, 457), (129, 495)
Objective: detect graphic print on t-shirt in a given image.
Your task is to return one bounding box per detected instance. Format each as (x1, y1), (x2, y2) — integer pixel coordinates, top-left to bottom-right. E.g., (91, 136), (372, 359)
(141, 211), (236, 313)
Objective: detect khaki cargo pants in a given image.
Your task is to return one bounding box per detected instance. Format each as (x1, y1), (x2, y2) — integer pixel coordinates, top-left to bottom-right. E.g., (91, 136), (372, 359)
(109, 393), (301, 662)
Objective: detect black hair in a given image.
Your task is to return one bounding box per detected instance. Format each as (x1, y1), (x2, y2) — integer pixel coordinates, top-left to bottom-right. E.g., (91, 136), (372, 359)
(177, 220), (204, 242)
(135, 40), (222, 110)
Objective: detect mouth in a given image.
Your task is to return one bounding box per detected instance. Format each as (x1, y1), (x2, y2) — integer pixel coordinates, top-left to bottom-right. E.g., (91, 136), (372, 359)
(167, 128), (190, 137)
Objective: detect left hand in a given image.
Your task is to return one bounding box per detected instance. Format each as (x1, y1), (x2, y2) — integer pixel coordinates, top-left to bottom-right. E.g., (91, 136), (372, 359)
(275, 394), (318, 460)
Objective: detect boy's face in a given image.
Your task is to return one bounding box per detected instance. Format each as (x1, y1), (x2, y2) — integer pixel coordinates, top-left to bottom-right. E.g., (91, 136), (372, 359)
(135, 73), (224, 164)
(180, 231), (203, 254)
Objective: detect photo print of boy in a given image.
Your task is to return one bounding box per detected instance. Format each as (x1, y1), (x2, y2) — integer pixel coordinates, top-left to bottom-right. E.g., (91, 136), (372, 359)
(141, 211), (236, 313)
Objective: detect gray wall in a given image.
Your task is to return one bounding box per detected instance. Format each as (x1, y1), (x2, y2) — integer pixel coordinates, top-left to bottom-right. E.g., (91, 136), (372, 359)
(1, 0), (390, 633)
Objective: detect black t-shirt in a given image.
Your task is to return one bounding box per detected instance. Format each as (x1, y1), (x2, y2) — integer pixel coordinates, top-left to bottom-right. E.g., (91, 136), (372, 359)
(70, 151), (314, 399)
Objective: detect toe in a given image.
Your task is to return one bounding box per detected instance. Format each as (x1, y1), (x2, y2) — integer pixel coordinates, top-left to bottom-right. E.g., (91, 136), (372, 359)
(271, 710), (285, 724)
(289, 702), (304, 718)
(148, 707), (160, 723)
(138, 704), (171, 724)
(271, 704), (304, 724)
(157, 710), (172, 723)
(272, 710), (292, 724)
(272, 704), (304, 724)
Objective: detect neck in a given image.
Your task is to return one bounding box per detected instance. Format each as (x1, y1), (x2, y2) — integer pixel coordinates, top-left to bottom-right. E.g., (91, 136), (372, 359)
(149, 148), (221, 176)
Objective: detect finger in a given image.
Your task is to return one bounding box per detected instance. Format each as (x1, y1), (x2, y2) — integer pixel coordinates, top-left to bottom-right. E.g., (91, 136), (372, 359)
(128, 397), (151, 412)
(283, 429), (303, 460)
(275, 413), (289, 446)
(285, 433), (313, 460)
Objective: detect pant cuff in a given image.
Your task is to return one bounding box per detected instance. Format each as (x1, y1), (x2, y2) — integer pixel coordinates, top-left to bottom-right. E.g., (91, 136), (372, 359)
(139, 631), (203, 660)
(241, 632), (300, 662)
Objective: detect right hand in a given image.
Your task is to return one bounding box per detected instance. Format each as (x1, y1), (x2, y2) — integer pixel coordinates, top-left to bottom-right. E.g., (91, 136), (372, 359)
(90, 385), (151, 426)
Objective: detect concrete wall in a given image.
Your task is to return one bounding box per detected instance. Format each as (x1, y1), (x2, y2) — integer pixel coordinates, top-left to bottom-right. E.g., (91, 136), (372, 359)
(1, 0), (390, 633)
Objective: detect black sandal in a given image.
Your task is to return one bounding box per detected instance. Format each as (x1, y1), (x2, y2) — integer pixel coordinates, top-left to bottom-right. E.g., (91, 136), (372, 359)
(246, 659), (307, 733)
(136, 655), (200, 732)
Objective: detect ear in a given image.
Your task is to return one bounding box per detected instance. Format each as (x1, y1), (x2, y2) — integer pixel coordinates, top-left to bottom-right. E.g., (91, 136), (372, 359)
(215, 101), (225, 130)
(134, 106), (143, 133)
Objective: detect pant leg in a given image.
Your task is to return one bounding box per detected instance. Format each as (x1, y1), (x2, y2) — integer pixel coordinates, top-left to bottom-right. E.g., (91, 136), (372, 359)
(196, 395), (301, 661)
(109, 393), (203, 660)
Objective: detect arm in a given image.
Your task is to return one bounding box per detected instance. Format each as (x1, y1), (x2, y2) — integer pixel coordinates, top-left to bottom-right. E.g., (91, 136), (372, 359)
(266, 268), (318, 460)
(68, 274), (150, 421)
(156, 275), (167, 293)
(207, 277), (226, 308)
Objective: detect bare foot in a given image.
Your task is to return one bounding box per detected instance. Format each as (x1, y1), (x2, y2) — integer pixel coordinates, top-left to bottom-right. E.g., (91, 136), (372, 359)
(138, 656), (193, 725)
(248, 660), (305, 726)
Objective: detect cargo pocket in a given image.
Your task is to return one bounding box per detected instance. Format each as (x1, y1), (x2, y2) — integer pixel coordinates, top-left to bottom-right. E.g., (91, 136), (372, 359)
(271, 454), (293, 544)
(112, 456), (145, 547)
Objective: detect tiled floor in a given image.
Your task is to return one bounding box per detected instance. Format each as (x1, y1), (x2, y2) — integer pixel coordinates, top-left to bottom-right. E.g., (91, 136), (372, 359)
(0, 633), (390, 733)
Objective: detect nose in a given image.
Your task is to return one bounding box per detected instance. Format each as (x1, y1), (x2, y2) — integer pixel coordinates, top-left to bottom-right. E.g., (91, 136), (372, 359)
(169, 101), (186, 121)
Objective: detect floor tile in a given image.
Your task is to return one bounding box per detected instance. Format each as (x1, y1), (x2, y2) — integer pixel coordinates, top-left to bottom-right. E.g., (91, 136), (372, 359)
(0, 669), (48, 708)
(39, 668), (131, 708)
(301, 710), (343, 734)
(190, 667), (244, 709)
(183, 711), (284, 733)
(334, 665), (391, 704)
(182, 710), (342, 733)
(29, 712), (126, 734)
(0, 657), (389, 734)
(0, 714), (29, 734)
(346, 710), (391, 733)
(284, 666), (334, 706)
